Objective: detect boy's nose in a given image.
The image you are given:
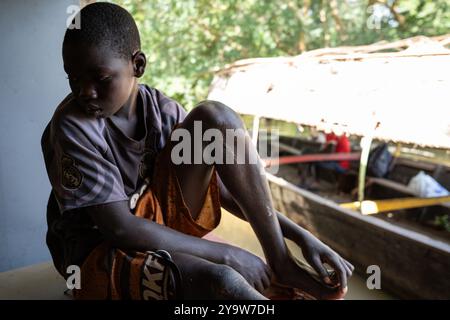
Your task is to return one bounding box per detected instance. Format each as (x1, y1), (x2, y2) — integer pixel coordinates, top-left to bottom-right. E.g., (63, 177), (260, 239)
(79, 84), (98, 101)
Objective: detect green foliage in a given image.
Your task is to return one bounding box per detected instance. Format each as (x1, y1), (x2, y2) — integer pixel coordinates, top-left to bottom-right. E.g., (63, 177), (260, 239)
(110, 0), (450, 109)
(434, 214), (450, 232)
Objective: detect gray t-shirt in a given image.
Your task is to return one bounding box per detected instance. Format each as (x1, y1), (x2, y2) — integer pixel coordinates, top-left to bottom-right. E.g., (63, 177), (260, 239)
(42, 84), (186, 213)
(41, 84), (186, 271)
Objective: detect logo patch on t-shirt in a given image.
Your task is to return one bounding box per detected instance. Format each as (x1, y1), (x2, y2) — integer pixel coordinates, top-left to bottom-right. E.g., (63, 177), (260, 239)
(61, 154), (83, 190)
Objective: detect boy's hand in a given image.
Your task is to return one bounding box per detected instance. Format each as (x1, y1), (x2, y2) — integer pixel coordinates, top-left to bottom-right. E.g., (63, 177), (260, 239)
(273, 255), (348, 300)
(297, 232), (354, 293)
(223, 246), (272, 293)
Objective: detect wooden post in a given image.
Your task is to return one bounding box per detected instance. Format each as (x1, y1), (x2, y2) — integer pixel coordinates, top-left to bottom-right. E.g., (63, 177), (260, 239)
(357, 122), (380, 204)
(358, 136), (372, 203)
(394, 143), (402, 157)
(252, 115), (260, 146)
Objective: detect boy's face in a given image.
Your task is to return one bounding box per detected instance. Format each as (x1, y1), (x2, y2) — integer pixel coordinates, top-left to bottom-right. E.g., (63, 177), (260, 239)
(63, 43), (136, 118)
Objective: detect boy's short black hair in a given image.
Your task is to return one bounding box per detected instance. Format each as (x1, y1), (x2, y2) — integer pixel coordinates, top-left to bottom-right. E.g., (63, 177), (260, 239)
(63, 2), (141, 59)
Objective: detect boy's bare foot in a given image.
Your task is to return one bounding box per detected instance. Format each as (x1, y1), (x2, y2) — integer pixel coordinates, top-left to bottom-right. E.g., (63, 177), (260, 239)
(272, 257), (347, 300)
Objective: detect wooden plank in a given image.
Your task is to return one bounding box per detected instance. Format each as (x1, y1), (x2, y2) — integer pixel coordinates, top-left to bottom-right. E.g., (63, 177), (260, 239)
(368, 177), (415, 195)
(263, 152), (361, 167)
(367, 177), (450, 210)
(274, 141), (302, 155)
(266, 173), (450, 299)
(395, 157), (437, 172)
(341, 196), (450, 214)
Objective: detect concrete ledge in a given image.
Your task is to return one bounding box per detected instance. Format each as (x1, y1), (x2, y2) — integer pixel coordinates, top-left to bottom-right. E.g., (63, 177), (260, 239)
(0, 262), (70, 300)
(0, 232), (224, 300)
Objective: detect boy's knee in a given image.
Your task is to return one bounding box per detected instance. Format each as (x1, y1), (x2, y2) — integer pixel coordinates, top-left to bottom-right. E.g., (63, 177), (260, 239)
(191, 100), (243, 129)
(204, 264), (246, 297)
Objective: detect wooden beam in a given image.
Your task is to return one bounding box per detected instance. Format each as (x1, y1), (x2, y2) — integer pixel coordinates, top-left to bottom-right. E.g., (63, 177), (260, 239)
(395, 157), (437, 172)
(251, 115), (260, 146)
(263, 152), (360, 167)
(358, 136), (372, 202)
(341, 196), (450, 215)
(274, 141), (302, 155)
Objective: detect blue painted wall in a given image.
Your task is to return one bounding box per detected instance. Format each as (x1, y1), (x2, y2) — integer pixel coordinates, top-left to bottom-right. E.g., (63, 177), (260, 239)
(0, 0), (77, 271)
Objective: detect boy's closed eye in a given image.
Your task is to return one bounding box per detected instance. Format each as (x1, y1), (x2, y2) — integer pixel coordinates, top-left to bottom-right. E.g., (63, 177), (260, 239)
(97, 75), (112, 82)
(65, 74), (112, 83)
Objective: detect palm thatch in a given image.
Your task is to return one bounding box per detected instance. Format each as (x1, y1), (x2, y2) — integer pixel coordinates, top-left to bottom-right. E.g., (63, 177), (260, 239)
(208, 34), (450, 149)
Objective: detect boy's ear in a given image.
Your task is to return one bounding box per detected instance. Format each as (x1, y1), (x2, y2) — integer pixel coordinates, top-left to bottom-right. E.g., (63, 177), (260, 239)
(132, 51), (146, 78)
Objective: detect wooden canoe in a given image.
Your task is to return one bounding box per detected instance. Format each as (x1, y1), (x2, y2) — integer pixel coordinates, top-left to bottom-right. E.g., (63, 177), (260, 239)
(267, 173), (450, 299)
(266, 135), (450, 299)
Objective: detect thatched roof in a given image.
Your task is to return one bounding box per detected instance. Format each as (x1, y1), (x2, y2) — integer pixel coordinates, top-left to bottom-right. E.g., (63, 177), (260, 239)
(208, 35), (450, 149)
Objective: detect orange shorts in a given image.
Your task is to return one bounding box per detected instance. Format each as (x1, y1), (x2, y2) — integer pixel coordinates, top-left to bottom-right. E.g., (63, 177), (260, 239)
(73, 138), (222, 300)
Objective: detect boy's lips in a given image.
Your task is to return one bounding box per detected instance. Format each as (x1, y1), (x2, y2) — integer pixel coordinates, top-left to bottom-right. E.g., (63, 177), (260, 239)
(85, 104), (102, 113)
(84, 105), (104, 117)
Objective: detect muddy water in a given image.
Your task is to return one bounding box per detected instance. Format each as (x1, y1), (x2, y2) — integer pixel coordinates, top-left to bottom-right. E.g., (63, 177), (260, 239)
(213, 210), (395, 300)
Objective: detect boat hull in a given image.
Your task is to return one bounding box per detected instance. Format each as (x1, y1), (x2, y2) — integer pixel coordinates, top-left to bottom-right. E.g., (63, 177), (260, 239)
(267, 173), (450, 299)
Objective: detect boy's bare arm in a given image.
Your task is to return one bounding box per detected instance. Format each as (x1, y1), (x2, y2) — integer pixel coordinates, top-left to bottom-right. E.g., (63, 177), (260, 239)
(218, 176), (354, 291)
(84, 200), (271, 288)
(86, 200), (234, 261)
(218, 174), (307, 242)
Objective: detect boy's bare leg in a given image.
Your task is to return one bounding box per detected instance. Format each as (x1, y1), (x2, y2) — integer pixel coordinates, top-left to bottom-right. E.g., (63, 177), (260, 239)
(171, 101), (323, 294)
(171, 252), (267, 300)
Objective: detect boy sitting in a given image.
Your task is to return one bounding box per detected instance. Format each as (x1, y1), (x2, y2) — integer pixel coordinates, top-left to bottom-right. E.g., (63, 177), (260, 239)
(42, 2), (353, 300)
